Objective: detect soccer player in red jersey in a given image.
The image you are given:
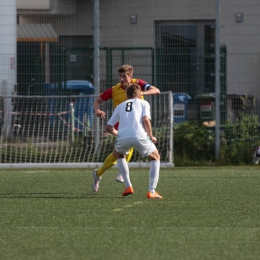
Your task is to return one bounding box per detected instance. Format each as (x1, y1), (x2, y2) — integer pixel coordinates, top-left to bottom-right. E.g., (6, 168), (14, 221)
(92, 64), (160, 191)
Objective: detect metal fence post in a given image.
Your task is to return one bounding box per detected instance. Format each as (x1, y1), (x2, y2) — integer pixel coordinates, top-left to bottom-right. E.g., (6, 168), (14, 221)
(215, 0), (220, 159)
(70, 102), (75, 143)
(94, 0), (100, 153)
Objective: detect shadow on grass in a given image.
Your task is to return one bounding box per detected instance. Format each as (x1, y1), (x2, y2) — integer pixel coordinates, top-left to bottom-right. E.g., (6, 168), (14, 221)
(0, 192), (126, 199)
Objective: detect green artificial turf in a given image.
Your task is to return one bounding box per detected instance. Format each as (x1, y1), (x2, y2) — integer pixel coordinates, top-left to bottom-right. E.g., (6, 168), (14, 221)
(1, 167), (260, 260)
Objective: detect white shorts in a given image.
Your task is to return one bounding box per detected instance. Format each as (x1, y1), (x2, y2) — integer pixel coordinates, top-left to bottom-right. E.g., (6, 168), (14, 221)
(115, 136), (157, 157)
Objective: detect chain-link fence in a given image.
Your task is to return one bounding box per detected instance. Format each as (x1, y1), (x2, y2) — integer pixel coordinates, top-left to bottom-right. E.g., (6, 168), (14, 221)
(0, 0), (260, 165)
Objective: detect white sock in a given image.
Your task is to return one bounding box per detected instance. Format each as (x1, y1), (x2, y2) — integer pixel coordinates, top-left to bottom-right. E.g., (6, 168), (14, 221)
(117, 158), (132, 188)
(148, 160), (160, 193)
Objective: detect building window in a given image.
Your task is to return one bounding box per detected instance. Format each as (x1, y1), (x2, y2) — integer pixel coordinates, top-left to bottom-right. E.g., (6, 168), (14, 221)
(155, 20), (215, 95)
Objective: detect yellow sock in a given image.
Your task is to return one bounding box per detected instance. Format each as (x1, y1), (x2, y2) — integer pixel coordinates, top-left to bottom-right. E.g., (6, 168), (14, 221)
(126, 147), (134, 163)
(97, 153), (117, 177)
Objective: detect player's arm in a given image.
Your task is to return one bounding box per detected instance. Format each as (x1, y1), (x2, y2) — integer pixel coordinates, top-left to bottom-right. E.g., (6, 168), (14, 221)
(106, 105), (119, 135)
(136, 79), (160, 96)
(142, 85), (160, 96)
(105, 124), (118, 136)
(93, 97), (106, 118)
(142, 115), (157, 143)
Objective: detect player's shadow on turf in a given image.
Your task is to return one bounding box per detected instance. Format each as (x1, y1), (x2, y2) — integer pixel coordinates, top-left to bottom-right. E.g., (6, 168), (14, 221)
(0, 192), (125, 199)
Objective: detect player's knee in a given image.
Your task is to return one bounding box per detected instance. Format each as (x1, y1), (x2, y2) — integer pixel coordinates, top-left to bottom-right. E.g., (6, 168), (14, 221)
(113, 149), (126, 159)
(154, 154), (160, 161)
(149, 150), (160, 161)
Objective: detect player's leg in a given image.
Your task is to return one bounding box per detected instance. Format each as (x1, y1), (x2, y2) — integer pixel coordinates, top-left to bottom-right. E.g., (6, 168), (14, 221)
(92, 152), (117, 192)
(97, 152), (117, 178)
(134, 138), (162, 199)
(116, 157), (132, 188)
(114, 140), (134, 196)
(126, 147), (134, 162)
(146, 149), (162, 199)
(117, 157), (134, 196)
(116, 147), (134, 183)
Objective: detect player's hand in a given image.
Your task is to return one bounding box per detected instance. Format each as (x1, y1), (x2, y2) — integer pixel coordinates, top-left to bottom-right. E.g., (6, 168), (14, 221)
(96, 110), (106, 118)
(151, 136), (157, 143)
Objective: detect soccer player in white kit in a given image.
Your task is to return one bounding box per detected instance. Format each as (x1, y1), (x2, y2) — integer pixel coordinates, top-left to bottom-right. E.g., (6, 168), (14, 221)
(105, 83), (162, 199)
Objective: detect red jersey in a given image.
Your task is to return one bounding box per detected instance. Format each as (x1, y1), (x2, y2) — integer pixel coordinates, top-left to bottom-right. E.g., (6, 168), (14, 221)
(100, 78), (151, 130)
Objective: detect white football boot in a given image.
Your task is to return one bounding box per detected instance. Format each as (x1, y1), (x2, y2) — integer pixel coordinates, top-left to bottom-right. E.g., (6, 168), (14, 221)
(116, 172), (124, 183)
(92, 169), (101, 192)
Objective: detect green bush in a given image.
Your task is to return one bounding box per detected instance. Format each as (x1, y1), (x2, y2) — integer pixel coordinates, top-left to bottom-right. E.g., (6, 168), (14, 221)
(174, 115), (260, 166)
(174, 121), (215, 166)
(218, 115), (260, 165)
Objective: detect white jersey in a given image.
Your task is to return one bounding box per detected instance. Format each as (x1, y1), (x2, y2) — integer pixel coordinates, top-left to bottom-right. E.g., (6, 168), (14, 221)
(107, 98), (151, 139)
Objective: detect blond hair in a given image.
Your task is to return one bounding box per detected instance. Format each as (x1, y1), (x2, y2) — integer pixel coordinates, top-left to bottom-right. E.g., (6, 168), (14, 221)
(117, 64), (134, 76)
